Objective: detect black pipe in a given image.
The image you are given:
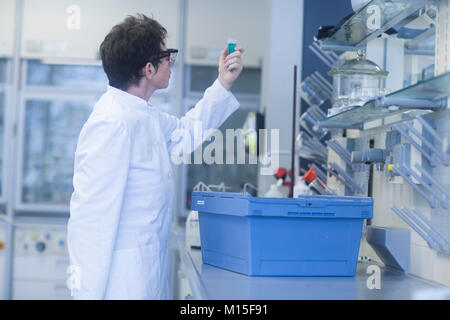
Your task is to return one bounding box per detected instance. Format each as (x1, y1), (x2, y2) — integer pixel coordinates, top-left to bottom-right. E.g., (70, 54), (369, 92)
(290, 65), (298, 198)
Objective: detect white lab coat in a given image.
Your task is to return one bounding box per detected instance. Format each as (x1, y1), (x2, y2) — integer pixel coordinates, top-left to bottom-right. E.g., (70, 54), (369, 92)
(68, 79), (239, 299)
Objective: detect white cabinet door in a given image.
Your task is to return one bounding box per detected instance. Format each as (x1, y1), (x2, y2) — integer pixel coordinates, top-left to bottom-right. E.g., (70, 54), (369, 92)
(0, 0), (15, 57)
(13, 280), (72, 300)
(185, 0), (266, 67)
(21, 0), (180, 60)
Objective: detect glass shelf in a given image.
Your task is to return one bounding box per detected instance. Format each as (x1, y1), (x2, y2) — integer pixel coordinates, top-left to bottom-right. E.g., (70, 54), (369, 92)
(405, 27), (435, 52)
(322, 0), (426, 48)
(319, 71), (450, 129)
(388, 71), (450, 100)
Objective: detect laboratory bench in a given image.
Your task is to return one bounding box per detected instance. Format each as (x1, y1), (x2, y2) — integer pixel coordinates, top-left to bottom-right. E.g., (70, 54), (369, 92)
(172, 228), (449, 300)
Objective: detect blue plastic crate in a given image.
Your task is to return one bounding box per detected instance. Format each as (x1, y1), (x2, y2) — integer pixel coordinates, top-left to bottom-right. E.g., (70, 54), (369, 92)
(191, 192), (373, 277)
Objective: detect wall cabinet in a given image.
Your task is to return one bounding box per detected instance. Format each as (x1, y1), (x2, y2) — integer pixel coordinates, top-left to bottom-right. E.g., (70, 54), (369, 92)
(21, 0), (180, 61)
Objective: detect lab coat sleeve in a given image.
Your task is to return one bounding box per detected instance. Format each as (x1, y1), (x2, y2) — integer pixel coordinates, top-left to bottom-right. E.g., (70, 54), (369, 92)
(159, 79), (240, 154)
(67, 119), (131, 300)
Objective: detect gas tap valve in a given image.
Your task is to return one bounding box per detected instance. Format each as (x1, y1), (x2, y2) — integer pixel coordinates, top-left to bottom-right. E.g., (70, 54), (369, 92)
(351, 149), (390, 171)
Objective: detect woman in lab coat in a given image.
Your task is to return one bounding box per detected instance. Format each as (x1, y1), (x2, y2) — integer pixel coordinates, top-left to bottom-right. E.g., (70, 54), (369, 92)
(67, 14), (243, 300)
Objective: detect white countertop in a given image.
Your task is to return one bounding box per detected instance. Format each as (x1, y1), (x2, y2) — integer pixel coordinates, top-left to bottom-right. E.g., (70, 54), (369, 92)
(173, 228), (450, 300)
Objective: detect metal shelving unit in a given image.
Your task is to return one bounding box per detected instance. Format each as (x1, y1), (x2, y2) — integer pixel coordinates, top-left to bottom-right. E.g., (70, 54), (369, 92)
(319, 71), (450, 129)
(309, 0), (450, 289)
(313, 0), (443, 130)
(320, 0), (431, 51)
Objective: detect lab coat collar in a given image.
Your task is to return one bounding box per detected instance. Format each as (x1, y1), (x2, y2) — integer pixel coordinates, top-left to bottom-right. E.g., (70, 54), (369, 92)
(107, 85), (150, 110)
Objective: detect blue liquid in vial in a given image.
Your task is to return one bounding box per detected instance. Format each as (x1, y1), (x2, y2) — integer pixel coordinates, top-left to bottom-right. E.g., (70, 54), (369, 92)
(228, 43), (236, 55)
(227, 40), (237, 72)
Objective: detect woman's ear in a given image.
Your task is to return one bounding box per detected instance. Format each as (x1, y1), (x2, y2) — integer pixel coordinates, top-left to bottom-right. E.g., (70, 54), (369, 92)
(143, 62), (155, 79)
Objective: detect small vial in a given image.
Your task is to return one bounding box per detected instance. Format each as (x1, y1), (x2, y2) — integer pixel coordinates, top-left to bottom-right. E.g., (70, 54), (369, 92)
(227, 39), (237, 55)
(302, 166), (335, 195)
(309, 179), (334, 195)
(227, 39), (237, 72)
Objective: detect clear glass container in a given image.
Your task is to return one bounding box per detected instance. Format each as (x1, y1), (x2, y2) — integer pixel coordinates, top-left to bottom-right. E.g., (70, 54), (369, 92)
(328, 51), (388, 116)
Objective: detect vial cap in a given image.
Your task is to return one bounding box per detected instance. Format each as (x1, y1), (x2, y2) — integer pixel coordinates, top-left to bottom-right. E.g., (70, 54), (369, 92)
(274, 168), (287, 180)
(302, 166), (318, 183)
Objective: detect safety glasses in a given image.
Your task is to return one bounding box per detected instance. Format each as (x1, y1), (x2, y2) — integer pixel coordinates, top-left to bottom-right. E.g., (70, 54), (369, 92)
(149, 48), (178, 65)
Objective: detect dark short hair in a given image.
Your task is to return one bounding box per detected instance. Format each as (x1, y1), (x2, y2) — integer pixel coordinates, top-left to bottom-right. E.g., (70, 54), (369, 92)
(100, 14), (167, 90)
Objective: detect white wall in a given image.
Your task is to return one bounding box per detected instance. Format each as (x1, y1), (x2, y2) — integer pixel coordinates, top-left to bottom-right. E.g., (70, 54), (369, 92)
(0, 0), (15, 57)
(184, 0), (265, 67)
(356, 130), (450, 287)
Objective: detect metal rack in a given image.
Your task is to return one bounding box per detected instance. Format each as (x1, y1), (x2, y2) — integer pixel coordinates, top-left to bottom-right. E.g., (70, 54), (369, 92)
(320, 0), (433, 50)
(391, 206), (450, 254)
(308, 0), (450, 273)
(315, 0), (446, 131)
(319, 71), (450, 129)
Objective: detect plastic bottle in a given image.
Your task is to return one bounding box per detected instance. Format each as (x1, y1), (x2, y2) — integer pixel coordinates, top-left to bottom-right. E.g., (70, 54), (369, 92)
(264, 179), (284, 198)
(293, 177), (311, 197)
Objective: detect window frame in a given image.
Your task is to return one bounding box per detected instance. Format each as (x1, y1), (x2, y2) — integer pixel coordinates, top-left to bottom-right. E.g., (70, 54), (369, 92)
(0, 58), (12, 205)
(15, 66), (104, 213)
